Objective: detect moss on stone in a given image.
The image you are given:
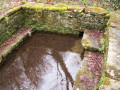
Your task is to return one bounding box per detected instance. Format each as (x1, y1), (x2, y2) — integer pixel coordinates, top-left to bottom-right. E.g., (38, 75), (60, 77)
(22, 2), (36, 9)
(31, 4), (44, 13)
(106, 64), (120, 78)
(73, 69), (89, 89)
(7, 7), (21, 16)
(85, 6), (108, 15)
(44, 6), (67, 13)
(105, 14), (110, 18)
(80, 12), (84, 15)
(82, 39), (91, 49)
(68, 6), (84, 12)
(74, 70), (81, 85)
(103, 77), (110, 85)
(106, 21), (110, 26)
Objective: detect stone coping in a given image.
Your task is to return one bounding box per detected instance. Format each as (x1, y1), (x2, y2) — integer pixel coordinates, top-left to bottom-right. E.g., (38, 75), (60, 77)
(0, 2), (109, 23)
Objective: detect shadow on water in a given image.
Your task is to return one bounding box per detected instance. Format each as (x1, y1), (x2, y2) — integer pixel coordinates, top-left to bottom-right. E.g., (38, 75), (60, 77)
(0, 31), (84, 90)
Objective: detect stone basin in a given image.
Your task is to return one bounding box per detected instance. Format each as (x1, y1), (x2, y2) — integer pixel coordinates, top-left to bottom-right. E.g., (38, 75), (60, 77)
(0, 2), (120, 90)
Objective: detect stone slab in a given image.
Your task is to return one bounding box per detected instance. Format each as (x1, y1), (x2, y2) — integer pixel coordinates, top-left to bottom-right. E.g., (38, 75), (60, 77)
(106, 11), (120, 80)
(81, 30), (104, 51)
(85, 6), (108, 15)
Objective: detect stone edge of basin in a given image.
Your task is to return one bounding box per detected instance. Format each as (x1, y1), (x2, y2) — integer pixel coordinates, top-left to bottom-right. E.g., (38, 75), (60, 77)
(99, 10), (120, 90)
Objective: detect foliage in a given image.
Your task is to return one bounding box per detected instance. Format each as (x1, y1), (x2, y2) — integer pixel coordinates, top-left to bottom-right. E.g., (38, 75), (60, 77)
(25, 18), (36, 26)
(99, 72), (105, 85)
(64, 1), (71, 3)
(21, 0), (26, 4)
(93, 86), (98, 90)
(107, 8), (114, 12)
(98, 39), (105, 52)
(103, 2), (109, 6)
(55, 0), (59, 2)
(80, 0), (90, 5)
(37, 0), (42, 3)
(98, 58), (107, 86)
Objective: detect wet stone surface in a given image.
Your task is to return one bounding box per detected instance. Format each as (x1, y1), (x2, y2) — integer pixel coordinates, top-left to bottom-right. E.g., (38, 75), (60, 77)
(0, 31), (84, 90)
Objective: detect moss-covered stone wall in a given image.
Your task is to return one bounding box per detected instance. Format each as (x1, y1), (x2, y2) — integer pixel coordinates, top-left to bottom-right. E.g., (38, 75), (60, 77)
(22, 3), (109, 33)
(0, 2), (109, 46)
(0, 7), (25, 46)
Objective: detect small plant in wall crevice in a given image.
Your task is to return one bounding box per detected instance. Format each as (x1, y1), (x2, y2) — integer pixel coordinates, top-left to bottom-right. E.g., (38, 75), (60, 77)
(98, 39), (105, 53)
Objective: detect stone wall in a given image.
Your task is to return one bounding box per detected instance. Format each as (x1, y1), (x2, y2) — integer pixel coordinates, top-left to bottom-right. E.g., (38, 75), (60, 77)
(22, 2), (109, 34)
(0, 7), (25, 46)
(0, 3), (109, 47)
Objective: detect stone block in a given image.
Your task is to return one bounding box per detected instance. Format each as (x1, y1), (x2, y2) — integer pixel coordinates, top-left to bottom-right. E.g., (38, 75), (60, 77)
(81, 30), (104, 51)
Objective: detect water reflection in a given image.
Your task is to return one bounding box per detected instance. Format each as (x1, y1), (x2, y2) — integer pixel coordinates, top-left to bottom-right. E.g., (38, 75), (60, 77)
(0, 32), (84, 90)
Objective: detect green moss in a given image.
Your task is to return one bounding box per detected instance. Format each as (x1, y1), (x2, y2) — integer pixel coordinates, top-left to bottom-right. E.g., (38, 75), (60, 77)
(8, 7), (21, 14)
(105, 14), (110, 18)
(36, 23), (79, 34)
(31, 4), (44, 13)
(81, 12), (84, 15)
(44, 6), (67, 13)
(68, 6), (84, 11)
(94, 86), (99, 90)
(106, 21), (110, 26)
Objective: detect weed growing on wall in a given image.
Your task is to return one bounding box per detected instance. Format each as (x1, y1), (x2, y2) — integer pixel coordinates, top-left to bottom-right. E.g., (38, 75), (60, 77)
(98, 39), (105, 53)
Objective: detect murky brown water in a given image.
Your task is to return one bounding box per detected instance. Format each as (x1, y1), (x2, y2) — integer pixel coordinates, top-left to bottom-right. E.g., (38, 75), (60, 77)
(0, 31), (84, 90)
